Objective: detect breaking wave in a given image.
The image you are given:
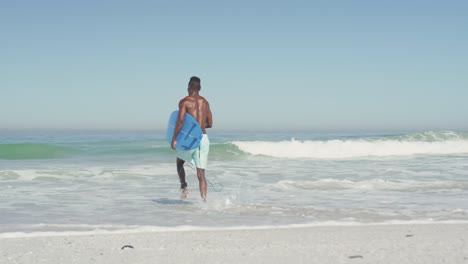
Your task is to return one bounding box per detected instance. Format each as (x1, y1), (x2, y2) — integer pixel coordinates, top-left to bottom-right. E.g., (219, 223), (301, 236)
(232, 131), (468, 159)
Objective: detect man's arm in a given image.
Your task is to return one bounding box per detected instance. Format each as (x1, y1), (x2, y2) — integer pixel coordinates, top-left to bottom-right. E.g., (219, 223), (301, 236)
(205, 102), (213, 128)
(171, 99), (186, 149)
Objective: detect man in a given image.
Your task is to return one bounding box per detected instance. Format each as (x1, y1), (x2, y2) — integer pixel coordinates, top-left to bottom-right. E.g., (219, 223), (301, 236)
(171, 76), (213, 202)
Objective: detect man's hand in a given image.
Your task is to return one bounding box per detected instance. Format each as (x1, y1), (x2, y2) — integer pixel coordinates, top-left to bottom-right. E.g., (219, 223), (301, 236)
(171, 138), (177, 150)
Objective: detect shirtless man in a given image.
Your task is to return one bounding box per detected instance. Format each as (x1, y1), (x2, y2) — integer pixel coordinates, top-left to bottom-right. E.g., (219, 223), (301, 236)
(171, 76), (213, 202)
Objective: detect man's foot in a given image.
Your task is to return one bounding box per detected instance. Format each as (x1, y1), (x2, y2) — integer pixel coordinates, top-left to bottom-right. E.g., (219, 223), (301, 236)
(180, 188), (188, 199)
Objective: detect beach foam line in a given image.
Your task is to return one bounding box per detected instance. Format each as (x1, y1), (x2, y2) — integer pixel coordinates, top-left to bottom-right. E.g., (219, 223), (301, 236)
(271, 179), (468, 191)
(3, 220), (468, 239)
(0, 163), (177, 181)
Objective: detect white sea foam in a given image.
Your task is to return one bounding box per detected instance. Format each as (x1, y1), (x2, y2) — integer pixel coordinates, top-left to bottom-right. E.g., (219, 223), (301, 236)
(232, 138), (468, 159)
(271, 179), (468, 191)
(10, 169), (46, 181)
(3, 164), (176, 181)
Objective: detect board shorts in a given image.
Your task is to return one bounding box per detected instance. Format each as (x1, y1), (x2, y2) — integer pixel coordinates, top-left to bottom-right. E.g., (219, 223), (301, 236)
(177, 134), (209, 169)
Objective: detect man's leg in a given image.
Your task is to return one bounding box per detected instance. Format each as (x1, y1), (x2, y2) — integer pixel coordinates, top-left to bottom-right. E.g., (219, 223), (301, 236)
(196, 168), (207, 202)
(196, 135), (209, 202)
(176, 158), (188, 199)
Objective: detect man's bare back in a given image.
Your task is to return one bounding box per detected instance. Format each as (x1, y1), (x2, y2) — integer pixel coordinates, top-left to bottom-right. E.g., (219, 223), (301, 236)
(178, 96), (212, 134)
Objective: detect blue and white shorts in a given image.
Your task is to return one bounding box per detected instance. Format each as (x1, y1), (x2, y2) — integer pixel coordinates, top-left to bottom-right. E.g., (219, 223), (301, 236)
(177, 134), (209, 169)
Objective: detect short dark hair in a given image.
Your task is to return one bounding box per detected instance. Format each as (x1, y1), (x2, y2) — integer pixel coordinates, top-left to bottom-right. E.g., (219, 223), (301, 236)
(189, 76), (201, 83)
(189, 76), (201, 90)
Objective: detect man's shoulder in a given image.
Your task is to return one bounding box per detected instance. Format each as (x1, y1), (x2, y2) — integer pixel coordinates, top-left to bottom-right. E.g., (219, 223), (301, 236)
(199, 96), (209, 103)
(179, 96), (192, 103)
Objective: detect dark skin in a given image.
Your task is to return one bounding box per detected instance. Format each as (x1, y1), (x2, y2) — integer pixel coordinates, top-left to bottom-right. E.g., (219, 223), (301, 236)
(172, 81), (213, 201)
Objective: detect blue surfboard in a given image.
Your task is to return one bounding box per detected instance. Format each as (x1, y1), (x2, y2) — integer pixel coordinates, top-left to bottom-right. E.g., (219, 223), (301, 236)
(166, 111), (203, 151)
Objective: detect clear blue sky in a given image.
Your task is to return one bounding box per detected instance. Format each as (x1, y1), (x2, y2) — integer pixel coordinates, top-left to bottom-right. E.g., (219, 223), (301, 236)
(2, 0), (467, 131)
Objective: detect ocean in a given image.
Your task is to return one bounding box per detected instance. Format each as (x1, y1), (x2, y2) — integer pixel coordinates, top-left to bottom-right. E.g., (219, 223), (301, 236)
(1, 130), (468, 234)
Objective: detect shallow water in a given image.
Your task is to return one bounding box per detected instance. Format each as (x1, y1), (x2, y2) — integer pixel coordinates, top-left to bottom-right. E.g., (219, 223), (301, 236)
(1, 130), (468, 233)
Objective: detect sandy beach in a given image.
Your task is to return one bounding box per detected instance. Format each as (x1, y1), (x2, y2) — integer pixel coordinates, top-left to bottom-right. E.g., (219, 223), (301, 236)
(1, 223), (467, 264)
